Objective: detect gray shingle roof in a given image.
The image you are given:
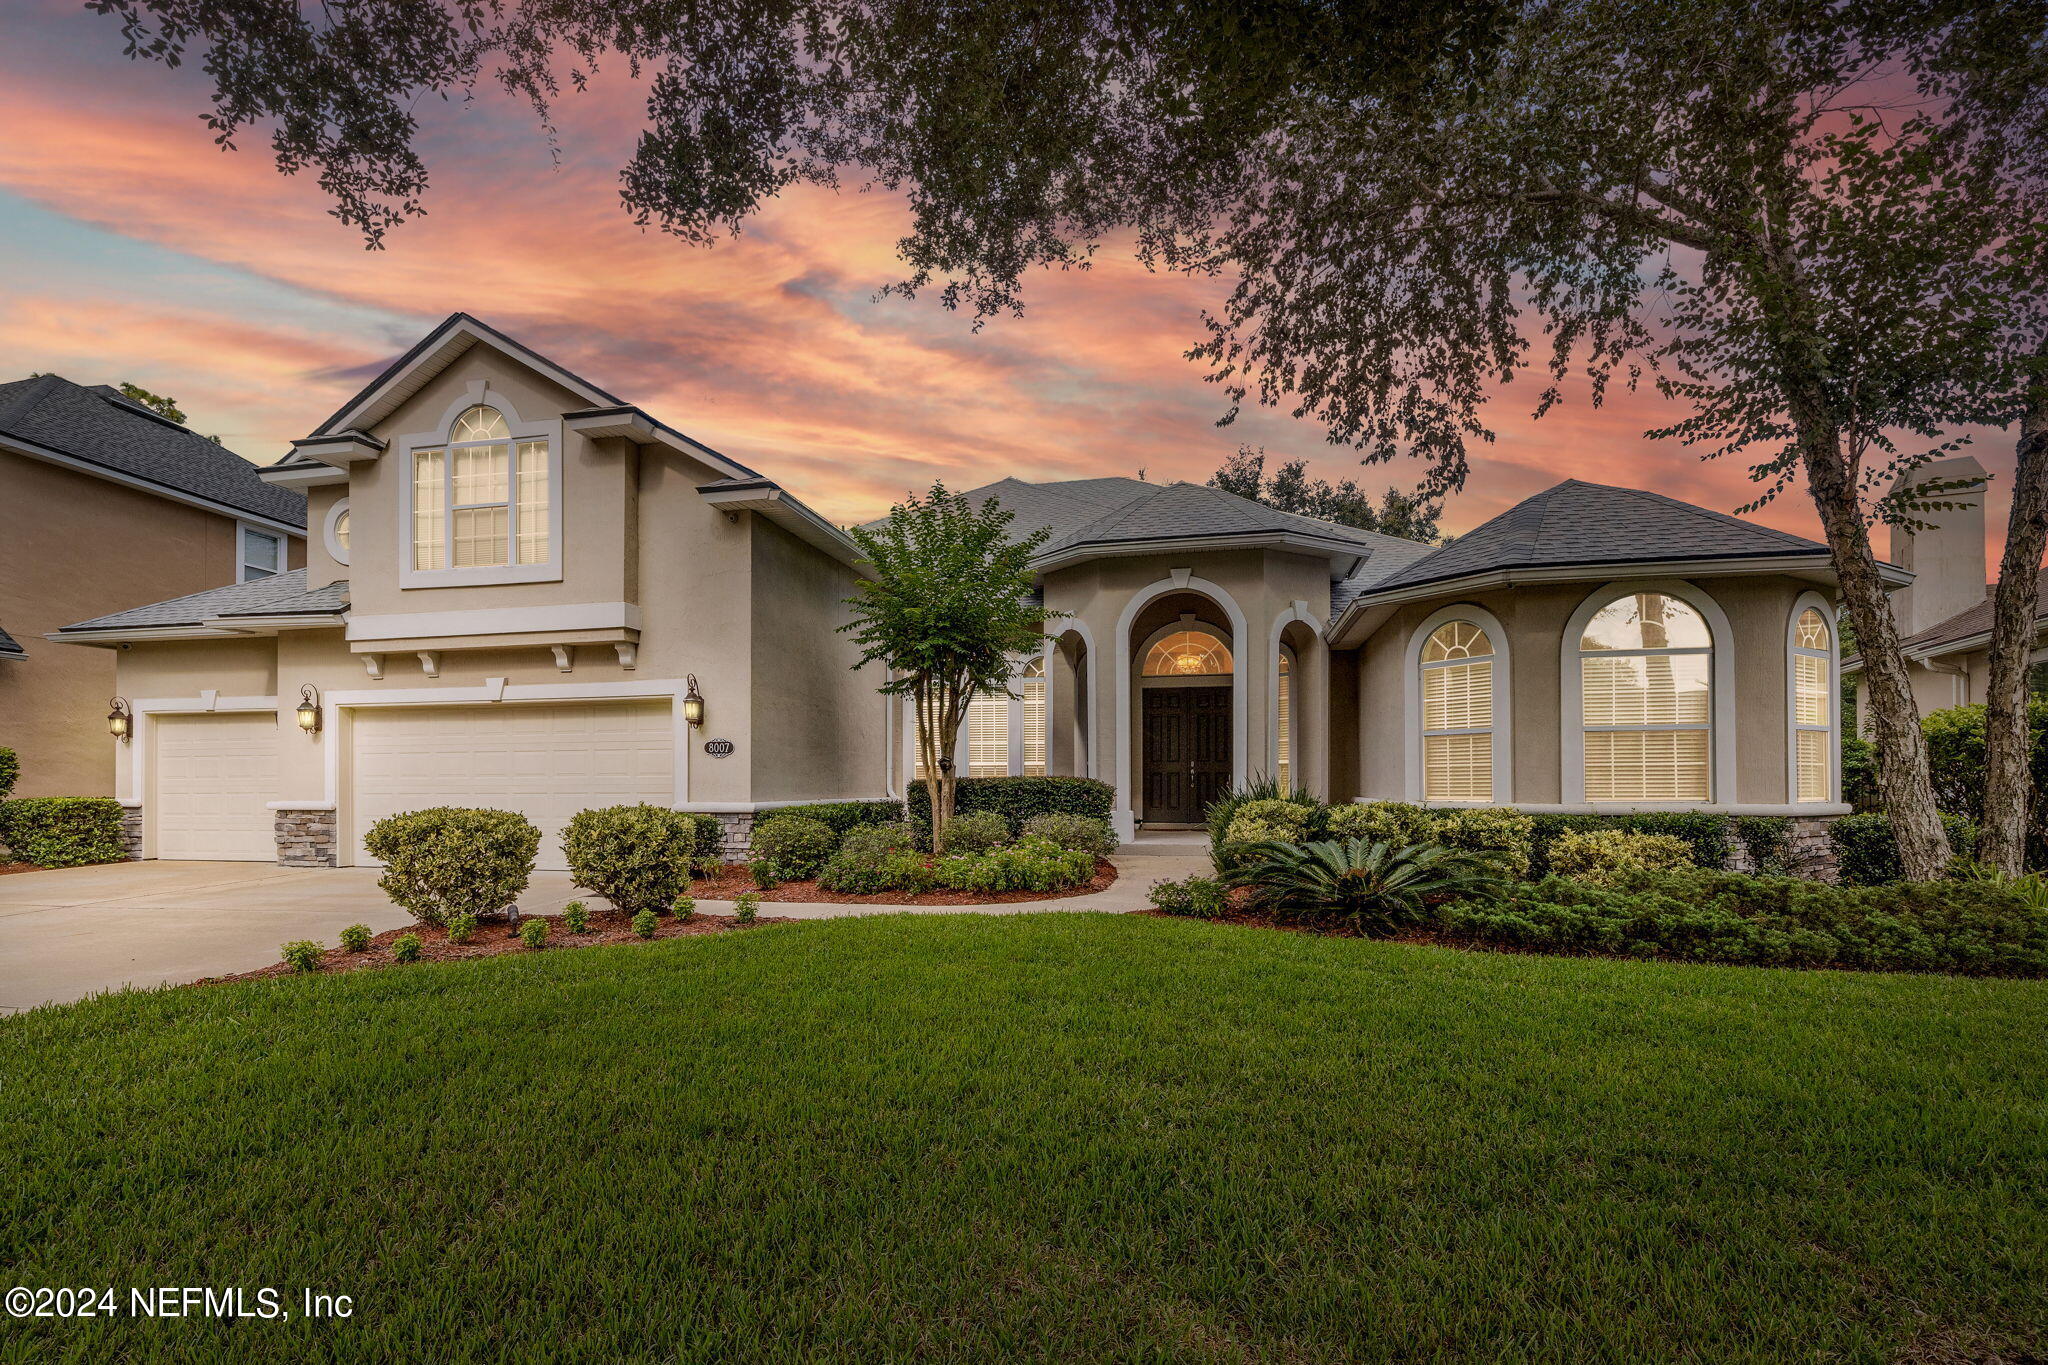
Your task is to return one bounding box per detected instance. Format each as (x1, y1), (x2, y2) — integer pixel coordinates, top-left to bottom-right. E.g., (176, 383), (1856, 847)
(0, 624), (23, 659)
(1350, 479), (1826, 600)
(59, 570), (347, 634)
(1892, 566), (2045, 657)
(0, 375), (307, 527)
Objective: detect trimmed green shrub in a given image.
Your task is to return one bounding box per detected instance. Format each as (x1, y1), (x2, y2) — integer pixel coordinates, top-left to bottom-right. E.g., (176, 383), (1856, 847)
(1224, 799), (1314, 845)
(749, 815), (838, 878)
(360, 807), (539, 927)
(765, 800), (905, 835)
(1524, 811), (1731, 876)
(1547, 827), (1695, 885)
(0, 746), (17, 802)
(907, 776), (1114, 830)
(682, 813), (726, 862)
(1840, 735), (1879, 812)
(519, 918), (550, 950)
(672, 894), (697, 922)
(1831, 812), (1980, 886)
(749, 860), (781, 889)
(1324, 801), (1429, 845)
(819, 847), (940, 895)
(445, 913), (477, 945)
(1437, 868), (2048, 976)
(563, 901), (591, 933)
(734, 892), (760, 925)
(840, 823), (919, 859)
(0, 797), (125, 868)
(1428, 808), (1535, 878)
(560, 804), (699, 916)
(338, 923), (373, 953)
(936, 837), (1095, 893)
(1205, 778), (1320, 855)
(280, 940), (324, 973)
(391, 933), (422, 963)
(632, 909), (658, 939)
(1149, 875), (1228, 918)
(1020, 812), (1117, 857)
(939, 809), (1009, 854)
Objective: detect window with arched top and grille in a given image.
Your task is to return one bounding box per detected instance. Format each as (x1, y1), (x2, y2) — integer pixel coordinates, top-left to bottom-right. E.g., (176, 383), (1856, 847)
(1578, 592), (1713, 801)
(1791, 606), (1834, 803)
(916, 657), (1050, 780)
(1420, 620), (1495, 801)
(1143, 629), (1233, 677)
(411, 403), (551, 572)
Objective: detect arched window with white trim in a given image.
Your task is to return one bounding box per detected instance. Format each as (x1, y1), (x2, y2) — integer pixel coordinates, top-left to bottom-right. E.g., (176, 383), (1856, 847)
(1578, 592), (1713, 801)
(1276, 653), (1293, 792)
(1791, 606), (1834, 803)
(1420, 620), (1495, 801)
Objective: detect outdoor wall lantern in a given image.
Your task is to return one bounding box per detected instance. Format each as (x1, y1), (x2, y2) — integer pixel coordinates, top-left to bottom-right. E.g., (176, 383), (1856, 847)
(107, 697), (132, 743)
(682, 675), (706, 728)
(296, 684), (323, 735)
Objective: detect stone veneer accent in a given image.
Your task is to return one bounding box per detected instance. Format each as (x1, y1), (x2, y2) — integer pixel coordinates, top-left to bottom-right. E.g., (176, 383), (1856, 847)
(1722, 813), (1840, 882)
(118, 803), (144, 861)
(702, 811), (758, 861)
(274, 806), (339, 868)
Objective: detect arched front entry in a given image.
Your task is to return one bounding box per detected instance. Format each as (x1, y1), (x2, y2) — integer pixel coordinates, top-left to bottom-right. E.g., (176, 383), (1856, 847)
(1111, 577), (1251, 837)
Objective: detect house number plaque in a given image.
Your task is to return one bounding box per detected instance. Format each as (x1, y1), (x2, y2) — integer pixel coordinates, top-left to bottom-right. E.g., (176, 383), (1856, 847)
(703, 739), (735, 758)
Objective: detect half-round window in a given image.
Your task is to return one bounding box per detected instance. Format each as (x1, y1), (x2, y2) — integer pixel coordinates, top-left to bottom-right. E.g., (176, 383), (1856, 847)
(1420, 621), (1495, 801)
(1144, 629), (1233, 677)
(1578, 592), (1712, 801)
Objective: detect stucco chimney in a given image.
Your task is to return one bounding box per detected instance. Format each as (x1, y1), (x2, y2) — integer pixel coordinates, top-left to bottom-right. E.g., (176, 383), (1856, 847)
(1888, 454), (1988, 635)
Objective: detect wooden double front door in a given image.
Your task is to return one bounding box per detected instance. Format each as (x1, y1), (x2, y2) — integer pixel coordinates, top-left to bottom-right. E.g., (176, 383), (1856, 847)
(1141, 685), (1231, 824)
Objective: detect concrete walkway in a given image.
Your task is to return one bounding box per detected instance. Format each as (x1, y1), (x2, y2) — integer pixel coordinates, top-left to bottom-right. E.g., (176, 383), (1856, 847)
(0, 853), (1210, 1010)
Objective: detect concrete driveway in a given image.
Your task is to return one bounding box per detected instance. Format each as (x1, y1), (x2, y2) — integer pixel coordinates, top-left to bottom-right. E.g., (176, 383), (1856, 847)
(0, 854), (1206, 1012)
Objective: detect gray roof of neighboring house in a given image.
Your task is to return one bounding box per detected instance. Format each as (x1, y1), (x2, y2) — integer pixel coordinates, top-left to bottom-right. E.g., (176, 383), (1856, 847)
(0, 375), (307, 527)
(1890, 565), (2048, 658)
(59, 569), (347, 634)
(0, 623), (23, 659)
(1348, 479), (1827, 600)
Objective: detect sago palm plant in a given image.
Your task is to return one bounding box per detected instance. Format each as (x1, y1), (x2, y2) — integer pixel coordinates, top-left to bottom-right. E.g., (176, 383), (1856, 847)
(1227, 839), (1505, 936)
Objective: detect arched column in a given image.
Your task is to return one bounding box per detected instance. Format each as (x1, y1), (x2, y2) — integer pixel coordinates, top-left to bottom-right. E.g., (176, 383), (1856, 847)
(1111, 575), (1250, 839)
(1268, 601), (1329, 800)
(1046, 621), (1095, 779)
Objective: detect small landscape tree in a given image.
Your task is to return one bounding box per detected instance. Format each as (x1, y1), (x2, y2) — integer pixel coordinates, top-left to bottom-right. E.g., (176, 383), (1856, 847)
(842, 483), (1053, 845)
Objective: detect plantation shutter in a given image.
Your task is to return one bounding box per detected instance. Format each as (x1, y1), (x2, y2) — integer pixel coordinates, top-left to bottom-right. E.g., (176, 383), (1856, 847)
(967, 691), (1009, 777)
(1022, 673), (1047, 777)
(1792, 609), (1833, 803)
(1424, 733), (1493, 802)
(1419, 624), (1495, 803)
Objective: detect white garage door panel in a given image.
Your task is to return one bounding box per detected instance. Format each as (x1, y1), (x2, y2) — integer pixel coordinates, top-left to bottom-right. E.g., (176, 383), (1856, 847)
(350, 702), (674, 869)
(155, 713), (280, 861)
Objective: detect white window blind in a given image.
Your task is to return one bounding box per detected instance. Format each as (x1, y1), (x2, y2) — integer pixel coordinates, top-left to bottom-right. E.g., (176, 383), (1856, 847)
(412, 406), (550, 574)
(1420, 621), (1495, 801)
(1578, 593), (1713, 801)
(1022, 668), (1047, 777)
(1276, 654), (1292, 792)
(1792, 607), (1833, 803)
(966, 691), (1009, 777)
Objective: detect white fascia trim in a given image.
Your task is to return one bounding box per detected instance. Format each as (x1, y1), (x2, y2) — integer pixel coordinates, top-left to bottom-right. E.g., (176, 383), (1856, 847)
(566, 407), (659, 443)
(697, 483), (866, 567)
(1350, 799), (1854, 817)
(645, 424), (758, 484)
(1328, 554), (1863, 645)
(1402, 603), (1514, 805)
(1559, 579), (1737, 806)
(290, 432), (384, 464)
(0, 435), (306, 539)
(319, 317), (604, 437)
(347, 601), (639, 643)
(48, 626), (248, 647)
(203, 614), (346, 632)
(1034, 531), (1368, 576)
(259, 463), (349, 489)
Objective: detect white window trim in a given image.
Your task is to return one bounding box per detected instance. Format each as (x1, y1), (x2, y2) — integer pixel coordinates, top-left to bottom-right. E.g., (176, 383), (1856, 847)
(323, 498), (352, 567)
(1267, 601), (1319, 798)
(1111, 575), (1251, 841)
(1404, 603), (1514, 806)
(236, 523), (285, 584)
(1787, 591), (1840, 805)
(902, 655), (1049, 782)
(395, 384), (565, 588)
(1560, 579), (1736, 807)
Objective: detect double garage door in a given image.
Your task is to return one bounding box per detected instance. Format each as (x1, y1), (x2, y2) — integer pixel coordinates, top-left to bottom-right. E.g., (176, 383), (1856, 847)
(152, 702), (673, 869)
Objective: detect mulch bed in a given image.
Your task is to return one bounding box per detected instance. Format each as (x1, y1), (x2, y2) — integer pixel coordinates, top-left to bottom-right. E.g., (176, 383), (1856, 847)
(0, 862), (42, 876)
(692, 859), (1118, 906)
(194, 908), (795, 987)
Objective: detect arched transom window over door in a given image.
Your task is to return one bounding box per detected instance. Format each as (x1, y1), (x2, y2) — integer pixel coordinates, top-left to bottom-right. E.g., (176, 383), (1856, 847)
(1144, 629), (1233, 677)
(1792, 607), (1834, 802)
(1420, 621), (1495, 801)
(1579, 592), (1713, 801)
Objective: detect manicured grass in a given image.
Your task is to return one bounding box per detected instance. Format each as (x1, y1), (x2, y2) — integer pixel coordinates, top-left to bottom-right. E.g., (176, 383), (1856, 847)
(3, 914), (2044, 1363)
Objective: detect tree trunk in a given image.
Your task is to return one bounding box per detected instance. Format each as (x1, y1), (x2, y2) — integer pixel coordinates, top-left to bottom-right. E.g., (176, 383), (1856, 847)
(916, 681), (949, 850)
(1795, 409), (1953, 879)
(1979, 343), (2048, 874)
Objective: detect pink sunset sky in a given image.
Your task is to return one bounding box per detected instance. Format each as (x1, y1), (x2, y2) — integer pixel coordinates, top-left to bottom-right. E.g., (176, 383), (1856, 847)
(0, 1), (2020, 549)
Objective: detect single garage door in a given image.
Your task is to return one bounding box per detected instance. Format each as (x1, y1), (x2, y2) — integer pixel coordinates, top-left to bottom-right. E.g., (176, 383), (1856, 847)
(155, 712), (281, 861)
(349, 701), (674, 869)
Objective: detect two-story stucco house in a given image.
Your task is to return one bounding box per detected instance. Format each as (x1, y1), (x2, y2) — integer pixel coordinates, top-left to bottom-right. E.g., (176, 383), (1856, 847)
(56, 313), (1881, 867)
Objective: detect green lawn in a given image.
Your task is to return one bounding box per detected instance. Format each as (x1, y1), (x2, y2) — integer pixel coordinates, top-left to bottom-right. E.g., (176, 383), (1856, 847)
(3, 915), (2044, 1364)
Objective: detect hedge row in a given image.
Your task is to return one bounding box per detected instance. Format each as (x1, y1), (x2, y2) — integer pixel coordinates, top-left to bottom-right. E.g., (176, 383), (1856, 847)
(905, 776), (1114, 828)
(1829, 812), (1978, 886)
(0, 797), (126, 869)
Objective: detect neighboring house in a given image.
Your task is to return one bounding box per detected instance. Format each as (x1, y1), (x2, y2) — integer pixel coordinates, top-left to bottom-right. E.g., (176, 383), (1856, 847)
(0, 376), (306, 798)
(56, 312), (1874, 868)
(1843, 456), (2047, 720)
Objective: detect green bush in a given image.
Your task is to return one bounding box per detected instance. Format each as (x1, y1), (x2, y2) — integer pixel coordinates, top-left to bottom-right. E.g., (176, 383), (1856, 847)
(280, 940), (324, 974)
(1437, 868), (2048, 976)
(1840, 735), (1879, 812)
(338, 923), (372, 954)
(1831, 812), (1980, 886)
(766, 800), (906, 835)
(734, 892), (760, 925)
(1732, 817), (1792, 874)
(0, 797), (125, 868)
(818, 847), (940, 895)
(560, 804), (699, 916)
(632, 910), (658, 939)
(1020, 812), (1117, 857)
(445, 913), (477, 945)
(1324, 801), (1429, 845)
(750, 815), (838, 878)
(361, 807), (537, 927)
(839, 823), (919, 859)
(682, 813), (726, 863)
(939, 809), (1009, 854)
(907, 776), (1114, 830)
(1149, 875), (1229, 918)
(936, 837), (1094, 893)
(1547, 827), (1695, 885)
(390, 933), (421, 963)
(1205, 778), (1320, 861)
(749, 860), (781, 889)
(1428, 808), (1535, 878)
(672, 894), (697, 923)
(1230, 839), (1507, 936)
(519, 918), (550, 950)
(1524, 811), (1732, 876)
(1224, 798), (1314, 845)
(0, 746), (17, 801)
(563, 901), (591, 934)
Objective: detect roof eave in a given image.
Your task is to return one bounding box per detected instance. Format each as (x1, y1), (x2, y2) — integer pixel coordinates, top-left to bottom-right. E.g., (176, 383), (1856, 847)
(0, 432), (307, 536)
(695, 480), (870, 574)
(1031, 529), (1371, 575)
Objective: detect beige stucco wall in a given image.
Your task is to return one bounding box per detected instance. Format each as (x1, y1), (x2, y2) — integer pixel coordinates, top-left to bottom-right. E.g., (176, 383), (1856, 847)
(0, 448), (302, 799)
(1347, 573), (1828, 810)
